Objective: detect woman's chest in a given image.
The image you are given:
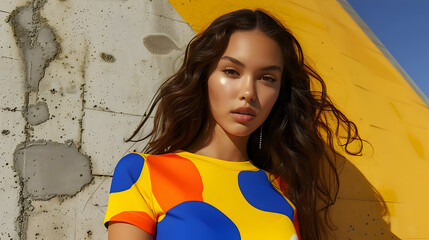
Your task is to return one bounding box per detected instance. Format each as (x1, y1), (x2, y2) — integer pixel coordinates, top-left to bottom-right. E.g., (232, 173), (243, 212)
(148, 160), (299, 240)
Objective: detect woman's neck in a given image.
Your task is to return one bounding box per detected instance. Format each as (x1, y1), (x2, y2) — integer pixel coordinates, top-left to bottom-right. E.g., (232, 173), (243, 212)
(186, 123), (249, 162)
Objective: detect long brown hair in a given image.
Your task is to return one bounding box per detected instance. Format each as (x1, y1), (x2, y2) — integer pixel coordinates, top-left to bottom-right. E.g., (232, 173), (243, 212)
(128, 9), (365, 240)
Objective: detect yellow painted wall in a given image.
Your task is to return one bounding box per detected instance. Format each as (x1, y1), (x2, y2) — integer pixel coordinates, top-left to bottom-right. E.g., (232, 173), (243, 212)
(169, 0), (429, 239)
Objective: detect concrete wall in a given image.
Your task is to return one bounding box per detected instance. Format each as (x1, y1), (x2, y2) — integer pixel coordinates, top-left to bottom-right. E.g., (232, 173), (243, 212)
(0, 0), (194, 239)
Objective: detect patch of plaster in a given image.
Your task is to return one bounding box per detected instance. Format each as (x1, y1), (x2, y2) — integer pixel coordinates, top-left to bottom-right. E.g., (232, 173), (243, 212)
(23, 101), (49, 125)
(13, 140), (93, 200)
(100, 52), (116, 63)
(143, 34), (179, 55)
(8, 1), (60, 93)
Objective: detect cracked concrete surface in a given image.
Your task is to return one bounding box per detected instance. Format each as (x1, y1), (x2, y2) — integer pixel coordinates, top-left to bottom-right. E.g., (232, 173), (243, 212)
(1, 0), (195, 239)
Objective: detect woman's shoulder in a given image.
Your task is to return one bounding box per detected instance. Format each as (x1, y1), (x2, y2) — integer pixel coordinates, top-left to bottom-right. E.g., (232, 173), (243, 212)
(113, 152), (179, 172)
(115, 152), (148, 170)
(110, 153), (149, 193)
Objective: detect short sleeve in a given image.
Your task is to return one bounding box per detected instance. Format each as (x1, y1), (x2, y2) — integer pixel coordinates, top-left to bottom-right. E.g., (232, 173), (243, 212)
(104, 153), (156, 236)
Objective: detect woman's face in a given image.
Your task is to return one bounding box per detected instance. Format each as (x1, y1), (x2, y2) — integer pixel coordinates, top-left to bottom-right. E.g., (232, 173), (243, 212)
(207, 29), (283, 137)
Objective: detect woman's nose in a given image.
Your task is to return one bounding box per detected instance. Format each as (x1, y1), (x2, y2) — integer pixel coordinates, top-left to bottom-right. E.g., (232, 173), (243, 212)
(239, 75), (256, 102)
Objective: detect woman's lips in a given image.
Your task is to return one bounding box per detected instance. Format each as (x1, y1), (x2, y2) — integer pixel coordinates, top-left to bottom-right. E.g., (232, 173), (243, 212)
(231, 112), (255, 123)
(231, 107), (256, 123)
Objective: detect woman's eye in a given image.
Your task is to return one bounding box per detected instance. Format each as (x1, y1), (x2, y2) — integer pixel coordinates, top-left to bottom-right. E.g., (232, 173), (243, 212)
(261, 75), (276, 82)
(223, 69), (239, 76)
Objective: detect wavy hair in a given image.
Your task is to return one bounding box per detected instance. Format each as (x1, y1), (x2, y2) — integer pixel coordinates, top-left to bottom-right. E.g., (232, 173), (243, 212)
(127, 9), (365, 240)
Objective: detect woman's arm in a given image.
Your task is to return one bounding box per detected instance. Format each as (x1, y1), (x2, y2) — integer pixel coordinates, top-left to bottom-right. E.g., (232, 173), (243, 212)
(108, 222), (153, 240)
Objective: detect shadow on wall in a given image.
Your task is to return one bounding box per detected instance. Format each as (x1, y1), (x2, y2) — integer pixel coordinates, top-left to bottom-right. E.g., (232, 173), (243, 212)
(329, 156), (400, 240)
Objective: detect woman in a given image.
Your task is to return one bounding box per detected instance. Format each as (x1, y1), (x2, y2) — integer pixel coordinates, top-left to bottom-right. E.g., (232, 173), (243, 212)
(104, 8), (364, 240)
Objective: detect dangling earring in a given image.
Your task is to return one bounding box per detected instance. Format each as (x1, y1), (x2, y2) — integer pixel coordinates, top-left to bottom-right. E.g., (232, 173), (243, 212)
(259, 124), (263, 150)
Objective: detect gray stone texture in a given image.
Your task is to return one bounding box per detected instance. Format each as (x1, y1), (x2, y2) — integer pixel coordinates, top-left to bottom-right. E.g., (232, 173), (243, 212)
(0, 0), (195, 239)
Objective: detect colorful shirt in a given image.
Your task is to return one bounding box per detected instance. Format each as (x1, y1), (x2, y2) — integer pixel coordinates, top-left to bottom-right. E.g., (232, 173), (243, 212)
(104, 151), (301, 240)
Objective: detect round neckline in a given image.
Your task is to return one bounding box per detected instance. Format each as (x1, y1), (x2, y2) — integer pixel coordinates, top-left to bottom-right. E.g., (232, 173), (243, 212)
(174, 150), (259, 171)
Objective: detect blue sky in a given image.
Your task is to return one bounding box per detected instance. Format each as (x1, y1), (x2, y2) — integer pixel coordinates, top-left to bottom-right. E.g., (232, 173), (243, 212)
(347, 0), (429, 103)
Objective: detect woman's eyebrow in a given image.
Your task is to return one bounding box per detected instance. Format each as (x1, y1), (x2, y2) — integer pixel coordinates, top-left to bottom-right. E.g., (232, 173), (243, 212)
(220, 56), (282, 72)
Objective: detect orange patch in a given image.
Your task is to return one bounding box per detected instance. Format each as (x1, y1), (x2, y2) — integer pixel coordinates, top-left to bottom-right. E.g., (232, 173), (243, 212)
(109, 211), (156, 236)
(147, 153), (203, 213)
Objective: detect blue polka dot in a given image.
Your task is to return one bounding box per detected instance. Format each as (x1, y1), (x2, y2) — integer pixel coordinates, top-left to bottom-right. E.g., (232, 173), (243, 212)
(238, 170), (294, 221)
(110, 153), (145, 193)
(157, 201), (241, 240)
